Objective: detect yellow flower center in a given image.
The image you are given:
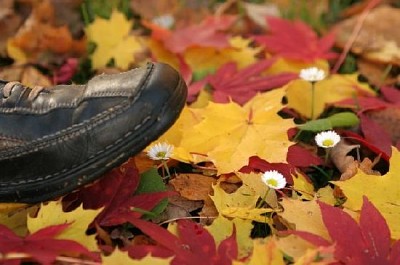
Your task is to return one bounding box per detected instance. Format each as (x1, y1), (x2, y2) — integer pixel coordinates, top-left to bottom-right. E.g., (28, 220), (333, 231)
(322, 139), (334, 147)
(156, 151), (167, 159)
(266, 179), (278, 188)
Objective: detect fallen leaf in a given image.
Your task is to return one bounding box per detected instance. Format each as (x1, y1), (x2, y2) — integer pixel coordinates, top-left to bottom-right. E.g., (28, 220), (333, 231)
(244, 238), (285, 265)
(359, 113), (392, 157)
(103, 250), (171, 265)
(169, 173), (215, 201)
(286, 74), (376, 119)
(128, 218), (238, 265)
(184, 36), (262, 73)
(334, 5), (400, 65)
(85, 10), (143, 69)
(64, 161), (172, 227)
(206, 216), (253, 259)
(27, 201), (101, 251)
(332, 147), (400, 239)
(206, 59), (297, 105)
(0, 223), (94, 265)
(364, 106), (400, 145)
(7, 0), (85, 63)
(279, 198), (330, 241)
(178, 88), (295, 174)
(163, 15), (236, 54)
(254, 16), (337, 62)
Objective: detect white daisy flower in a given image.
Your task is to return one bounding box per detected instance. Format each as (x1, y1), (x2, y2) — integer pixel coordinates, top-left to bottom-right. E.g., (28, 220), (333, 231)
(261, 170), (287, 190)
(299, 67), (326, 82)
(147, 142), (174, 160)
(315, 130), (341, 148)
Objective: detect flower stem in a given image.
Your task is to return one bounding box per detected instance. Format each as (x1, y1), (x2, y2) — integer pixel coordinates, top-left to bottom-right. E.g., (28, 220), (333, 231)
(325, 149), (331, 165)
(161, 160), (171, 179)
(310, 82), (316, 119)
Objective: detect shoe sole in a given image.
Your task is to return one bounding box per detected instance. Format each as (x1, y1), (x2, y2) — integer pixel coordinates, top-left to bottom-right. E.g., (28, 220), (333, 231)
(0, 64), (187, 203)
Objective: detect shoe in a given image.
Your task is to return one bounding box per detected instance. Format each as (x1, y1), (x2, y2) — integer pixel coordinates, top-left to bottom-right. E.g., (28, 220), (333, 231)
(0, 62), (187, 203)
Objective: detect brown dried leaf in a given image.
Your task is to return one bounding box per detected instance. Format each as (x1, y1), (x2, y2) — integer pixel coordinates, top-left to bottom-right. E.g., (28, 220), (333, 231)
(335, 5), (400, 65)
(170, 173), (216, 201)
(357, 59), (398, 87)
(9, 0), (86, 62)
(0, 65), (51, 87)
(0, 0), (22, 56)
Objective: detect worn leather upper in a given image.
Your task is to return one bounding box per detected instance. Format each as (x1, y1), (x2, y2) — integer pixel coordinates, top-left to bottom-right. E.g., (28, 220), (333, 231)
(0, 62), (187, 202)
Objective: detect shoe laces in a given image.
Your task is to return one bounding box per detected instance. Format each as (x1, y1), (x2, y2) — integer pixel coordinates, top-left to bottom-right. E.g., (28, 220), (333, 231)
(3, 81), (45, 101)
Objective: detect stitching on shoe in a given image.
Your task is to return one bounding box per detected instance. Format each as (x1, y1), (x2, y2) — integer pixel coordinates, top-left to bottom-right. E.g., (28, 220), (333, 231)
(0, 64), (155, 184)
(0, 67), (144, 113)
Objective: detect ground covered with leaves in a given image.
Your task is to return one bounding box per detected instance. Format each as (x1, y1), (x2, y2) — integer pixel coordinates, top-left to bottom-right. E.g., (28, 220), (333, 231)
(1, 0), (400, 264)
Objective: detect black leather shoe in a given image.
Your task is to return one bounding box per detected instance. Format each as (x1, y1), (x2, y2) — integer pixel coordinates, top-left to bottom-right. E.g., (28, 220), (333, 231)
(0, 62), (187, 203)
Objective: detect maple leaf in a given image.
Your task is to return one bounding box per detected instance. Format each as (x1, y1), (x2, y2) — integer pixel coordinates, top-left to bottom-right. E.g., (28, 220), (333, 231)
(162, 15), (236, 54)
(290, 197), (400, 265)
(243, 238), (285, 265)
(254, 17), (337, 62)
(177, 88), (295, 174)
(128, 218), (238, 265)
(64, 160), (173, 227)
(332, 147), (400, 239)
(85, 10), (143, 69)
(27, 201), (101, 251)
(279, 198), (330, 241)
(286, 74), (376, 119)
(359, 113), (392, 157)
(184, 36), (263, 73)
(102, 250), (171, 265)
(0, 223), (95, 265)
(205, 59), (297, 105)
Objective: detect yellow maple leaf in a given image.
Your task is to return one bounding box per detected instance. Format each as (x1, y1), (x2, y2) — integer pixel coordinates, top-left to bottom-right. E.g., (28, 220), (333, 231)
(102, 250), (171, 265)
(292, 173), (315, 201)
(242, 238), (285, 265)
(206, 215), (254, 259)
(147, 39), (180, 70)
(148, 106), (203, 163)
(184, 36), (261, 73)
(85, 10), (143, 69)
(0, 205), (37, 237)
(332, 146), (400, 239)
(6, 39), (28, 64)
(27, 201), (101, 251)
(279, 198), (330, 241)
(265, 58), (330, 75)
(178, 88), (294, 174)
(286, 74), (376, 119)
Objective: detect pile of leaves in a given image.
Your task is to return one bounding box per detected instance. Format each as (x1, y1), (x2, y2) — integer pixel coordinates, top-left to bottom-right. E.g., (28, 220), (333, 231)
(1, 0), (400, 264)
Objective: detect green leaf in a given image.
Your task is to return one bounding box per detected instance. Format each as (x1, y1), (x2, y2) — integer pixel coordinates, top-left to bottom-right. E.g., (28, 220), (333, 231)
(328, 112), (359, 128)
(136, 168), (168, 219)
(297, 112), (359, 132)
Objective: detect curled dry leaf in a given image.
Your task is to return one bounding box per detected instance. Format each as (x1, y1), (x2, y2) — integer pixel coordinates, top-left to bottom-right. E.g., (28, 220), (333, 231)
(331, 140), (381, 180)
(330, 140), (360, 174)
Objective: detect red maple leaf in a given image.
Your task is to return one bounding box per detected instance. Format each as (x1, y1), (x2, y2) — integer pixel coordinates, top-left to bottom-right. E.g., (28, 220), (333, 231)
(0, 223), (96, 265)
(359, 113), (392, 158)
(380, 86), (400, 105)
(127, 219), (238, 265)
(288, 196), (400, 265)
(63, 159), (174, 227)
(201, 59), (297, 105)
(254, 17), (337, 62)
(145, 15), (236, 54)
